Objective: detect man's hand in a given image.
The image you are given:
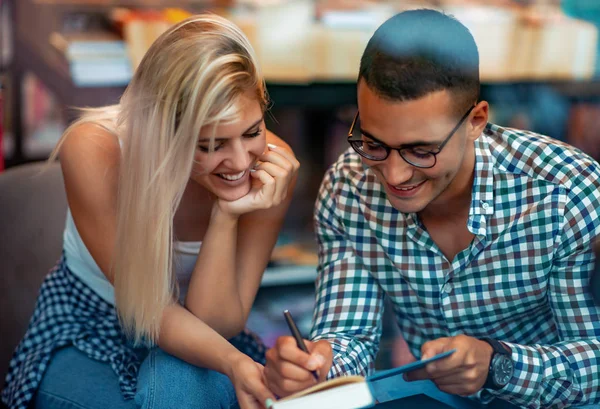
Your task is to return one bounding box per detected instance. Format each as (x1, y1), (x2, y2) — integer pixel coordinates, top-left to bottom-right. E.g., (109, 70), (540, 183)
(264, 336), (333, 398)
(405, 334), (493, 396)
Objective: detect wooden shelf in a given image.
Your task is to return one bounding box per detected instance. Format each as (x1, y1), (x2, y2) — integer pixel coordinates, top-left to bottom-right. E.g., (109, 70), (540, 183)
(15, 36), (125, 110)
(7, 0), (600, 167)
(33, 0), (224, 7)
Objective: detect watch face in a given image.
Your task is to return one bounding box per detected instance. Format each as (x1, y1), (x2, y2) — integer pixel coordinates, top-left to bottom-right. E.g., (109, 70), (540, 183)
(493, 355), (514, 387)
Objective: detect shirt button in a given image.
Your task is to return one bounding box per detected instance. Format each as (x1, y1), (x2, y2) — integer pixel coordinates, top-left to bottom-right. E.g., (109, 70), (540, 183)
(443, 283), (453, 294)
(481, 202), (489, 210)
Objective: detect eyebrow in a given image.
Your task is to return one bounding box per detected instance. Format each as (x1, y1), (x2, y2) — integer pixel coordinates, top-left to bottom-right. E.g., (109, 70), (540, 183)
(198, 117), (264, 143)
(359, 128), (443, 148)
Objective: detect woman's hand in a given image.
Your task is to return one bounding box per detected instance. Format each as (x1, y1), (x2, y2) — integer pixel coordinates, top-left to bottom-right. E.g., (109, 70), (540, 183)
(229, 354), (276, 409)
(218, 144), (300, 216)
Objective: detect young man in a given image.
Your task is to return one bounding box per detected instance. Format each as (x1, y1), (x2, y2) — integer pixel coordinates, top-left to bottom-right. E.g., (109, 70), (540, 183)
(264, 9), (600, 409)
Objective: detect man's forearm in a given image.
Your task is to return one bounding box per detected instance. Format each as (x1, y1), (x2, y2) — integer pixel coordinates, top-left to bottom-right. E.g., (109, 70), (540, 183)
(486, 339), (600, 408)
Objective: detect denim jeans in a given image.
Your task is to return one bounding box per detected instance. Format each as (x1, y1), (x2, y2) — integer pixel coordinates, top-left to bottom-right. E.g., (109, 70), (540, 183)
(34, 347), (239, 409)
(33, 347), (600, 409)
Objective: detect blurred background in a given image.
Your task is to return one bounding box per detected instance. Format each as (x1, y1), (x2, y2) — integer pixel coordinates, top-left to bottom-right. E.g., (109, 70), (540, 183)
(1, 0), (599, 369)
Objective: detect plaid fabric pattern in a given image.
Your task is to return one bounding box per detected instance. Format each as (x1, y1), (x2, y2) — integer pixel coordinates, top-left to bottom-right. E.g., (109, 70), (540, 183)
(310, 123), (600, 409)
(2, 255), (266, 409)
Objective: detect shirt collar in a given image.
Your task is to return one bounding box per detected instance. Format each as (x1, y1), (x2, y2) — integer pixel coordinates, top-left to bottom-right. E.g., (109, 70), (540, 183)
(468, 126), (495, 236)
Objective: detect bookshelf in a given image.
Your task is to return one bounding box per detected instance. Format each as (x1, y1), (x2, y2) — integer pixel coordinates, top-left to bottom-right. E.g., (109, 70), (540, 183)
(33, 0), (224, 6)
(6, 0), (600, 167)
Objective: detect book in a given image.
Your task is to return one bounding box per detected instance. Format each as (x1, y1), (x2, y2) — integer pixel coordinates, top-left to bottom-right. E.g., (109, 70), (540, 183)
(48, 31), (133, 87)
(69, 58), (132, 87)
(49, 31), (128, 60)
(271, 349), (456, 409)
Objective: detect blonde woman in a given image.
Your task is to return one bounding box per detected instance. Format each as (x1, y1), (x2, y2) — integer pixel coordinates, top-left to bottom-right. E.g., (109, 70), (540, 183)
(2, 14), (299, 409)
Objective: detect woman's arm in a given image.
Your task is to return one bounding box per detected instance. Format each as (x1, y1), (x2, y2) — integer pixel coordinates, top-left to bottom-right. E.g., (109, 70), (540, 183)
(159, 302), (274, 408)
(60, 123), (275, 407)
(185, 132), (299, 338)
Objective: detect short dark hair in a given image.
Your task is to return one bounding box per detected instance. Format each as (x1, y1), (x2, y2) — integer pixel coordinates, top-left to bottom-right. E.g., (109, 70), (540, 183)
(359, 9), (480, 114)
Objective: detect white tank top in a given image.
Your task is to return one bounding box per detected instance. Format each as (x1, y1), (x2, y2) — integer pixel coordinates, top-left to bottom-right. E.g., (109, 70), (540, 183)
(63, 209), (200, 305)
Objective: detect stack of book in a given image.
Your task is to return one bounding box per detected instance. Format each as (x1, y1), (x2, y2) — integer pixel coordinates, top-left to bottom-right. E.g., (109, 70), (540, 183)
(48, 8), (194, 87)
(115, 8), (192, 71)
(229, 1), (598, 82)
(49, 30), (132, 87)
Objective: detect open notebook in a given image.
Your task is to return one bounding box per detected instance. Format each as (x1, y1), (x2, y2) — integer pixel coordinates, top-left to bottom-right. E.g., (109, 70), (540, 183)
(271, 349), (455, 409)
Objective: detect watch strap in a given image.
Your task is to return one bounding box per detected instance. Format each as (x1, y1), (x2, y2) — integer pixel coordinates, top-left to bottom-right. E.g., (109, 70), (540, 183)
(480, 338), (511, 390)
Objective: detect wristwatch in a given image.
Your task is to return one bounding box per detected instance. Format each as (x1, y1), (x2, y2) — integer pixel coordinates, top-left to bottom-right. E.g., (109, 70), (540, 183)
(480, 338), (514, 390)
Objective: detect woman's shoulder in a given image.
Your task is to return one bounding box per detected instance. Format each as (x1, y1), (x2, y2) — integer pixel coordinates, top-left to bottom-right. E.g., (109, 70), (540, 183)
(60, 122), (121, 169)
(59, 121), (121, 198)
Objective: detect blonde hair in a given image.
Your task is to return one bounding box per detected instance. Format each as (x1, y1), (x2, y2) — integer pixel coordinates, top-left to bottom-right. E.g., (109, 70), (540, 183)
(50, 14), (268, 345)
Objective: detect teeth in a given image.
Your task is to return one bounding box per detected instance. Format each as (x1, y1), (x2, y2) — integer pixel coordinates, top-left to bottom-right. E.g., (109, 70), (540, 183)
(395, 182), (425, 191)
(219, 171), (245, 181)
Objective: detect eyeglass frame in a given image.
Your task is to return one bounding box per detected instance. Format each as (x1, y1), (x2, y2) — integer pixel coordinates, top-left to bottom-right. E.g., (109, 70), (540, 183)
(347, 105), (476, 168)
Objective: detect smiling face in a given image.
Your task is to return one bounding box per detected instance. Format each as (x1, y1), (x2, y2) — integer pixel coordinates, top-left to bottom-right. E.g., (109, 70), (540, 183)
(191, 91), (266, 201)
(357, 80), (484, 214)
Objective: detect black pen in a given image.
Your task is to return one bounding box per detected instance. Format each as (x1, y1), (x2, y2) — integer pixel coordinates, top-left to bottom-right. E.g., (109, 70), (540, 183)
(283, 310), (320, 382)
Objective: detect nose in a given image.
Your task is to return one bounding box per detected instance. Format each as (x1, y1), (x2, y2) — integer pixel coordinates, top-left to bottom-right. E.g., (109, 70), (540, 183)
(380, 150), (414, 185)
(224, 138), (252, 171)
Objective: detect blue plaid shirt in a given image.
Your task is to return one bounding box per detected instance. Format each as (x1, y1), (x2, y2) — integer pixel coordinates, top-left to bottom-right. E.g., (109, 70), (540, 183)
(310, 123), (600, 408)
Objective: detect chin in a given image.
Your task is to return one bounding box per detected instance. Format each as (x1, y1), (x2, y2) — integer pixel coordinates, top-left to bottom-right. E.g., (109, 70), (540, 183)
(380, 180), (431, 214)
(387, 197), (429, 214)
(211, 180), (252, 202)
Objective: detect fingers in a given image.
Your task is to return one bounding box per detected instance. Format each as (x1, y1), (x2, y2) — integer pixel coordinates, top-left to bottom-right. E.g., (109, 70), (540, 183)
(275, 337), (330, 373)
(428, 360), (487, 396)
(406, 335), (489, 398)
(237, 392), (262, 409)
(433, 368), (478, 386)
(254, 144), (299, 206)
(405, 337), (455, 382)
(265, 337), (322, 397)
(250, 168), (275, 186)
(235, 362), (276, 409)
(424, 351), (462, 374)
(249, 373), (277, 406)
(427, 366), (465, 382)
(264, 144), (301, 173)
(421, 337), (452, 361)
(254, 162), (289, 204)
(404, 361), (459, 382)
(266, 337), (314, 374)
(306, 340), (334, 380)
(277, 360), (317, 381)
(249, 169), (276, 206)
(307, 339), (333, 357)
(404, 367), (428, 381)
(433, 371), (483, 396)
(264, 366), (314, 398)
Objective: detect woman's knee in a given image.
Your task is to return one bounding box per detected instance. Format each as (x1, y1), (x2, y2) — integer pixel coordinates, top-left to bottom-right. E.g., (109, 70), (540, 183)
(135, 348), (237, 409)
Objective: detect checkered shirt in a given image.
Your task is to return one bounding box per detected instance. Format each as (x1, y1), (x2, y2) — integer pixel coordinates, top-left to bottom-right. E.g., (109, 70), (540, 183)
(310, 123), (600, 409)
(2, 255), (266, 409)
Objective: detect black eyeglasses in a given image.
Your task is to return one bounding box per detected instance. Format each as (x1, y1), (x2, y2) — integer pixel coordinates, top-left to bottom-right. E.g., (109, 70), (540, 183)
(347, 105), (475, 168)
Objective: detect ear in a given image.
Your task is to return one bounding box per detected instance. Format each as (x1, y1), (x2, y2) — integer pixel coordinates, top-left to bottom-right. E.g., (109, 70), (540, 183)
(467, 101), (489, 141)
